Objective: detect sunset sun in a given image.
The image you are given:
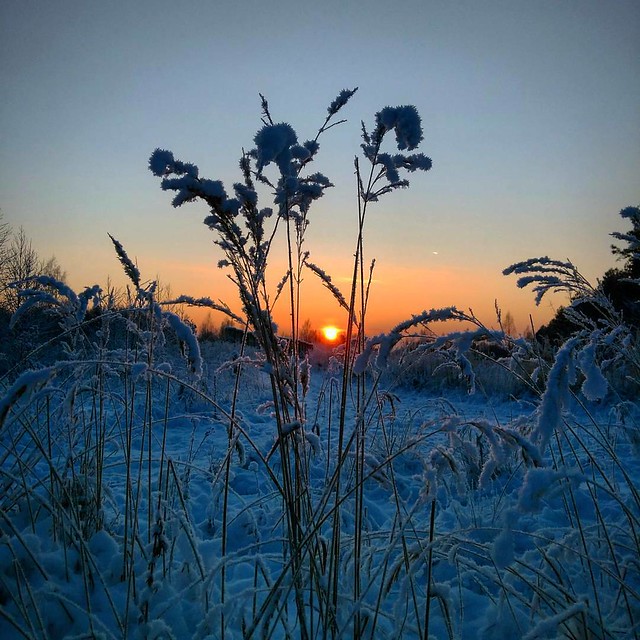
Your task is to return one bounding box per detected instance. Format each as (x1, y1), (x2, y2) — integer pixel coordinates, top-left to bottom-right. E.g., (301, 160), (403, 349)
(321, 325), (340, 342)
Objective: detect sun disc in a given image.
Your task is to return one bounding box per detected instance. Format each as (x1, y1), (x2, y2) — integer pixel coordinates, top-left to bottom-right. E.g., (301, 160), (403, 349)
(322, 326), (339, 342)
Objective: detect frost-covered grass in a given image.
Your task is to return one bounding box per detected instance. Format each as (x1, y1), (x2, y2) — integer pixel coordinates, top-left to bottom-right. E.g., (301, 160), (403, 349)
(1, 332), (638, 639)
(0, 92), (638, 639)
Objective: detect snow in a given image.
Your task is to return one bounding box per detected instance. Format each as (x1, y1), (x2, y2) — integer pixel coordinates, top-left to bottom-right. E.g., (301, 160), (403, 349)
(532, 336), (578, 456)
(375, 105), (424, 151)
(327, 88), (358, 116)
(577, 337), (608, 401)
(521, 602), (587, 640)
(0, 366), (55, 425)
(1, 331), (636, 639)
(164, 311), (202, 377)
(148, 148), (176, 177)
(253, 122), (298, 175)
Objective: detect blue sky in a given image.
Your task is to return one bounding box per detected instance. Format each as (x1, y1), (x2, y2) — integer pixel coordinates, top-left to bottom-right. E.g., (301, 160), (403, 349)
(1, 0), (638, 333)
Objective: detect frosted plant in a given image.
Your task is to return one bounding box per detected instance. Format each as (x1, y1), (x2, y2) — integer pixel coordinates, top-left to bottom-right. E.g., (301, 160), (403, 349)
(108, 232), (141, 289)
(0, 365), (55, 427)
(359, 105), (432, 202)
(513, 256), (615, 322)
(150, 89), (384, 637)
(148, 90), (359, 427)
(503, 253), (637, 396)
(10, 275), (101, 331)
(1, 93), (638, 640)
(147, 91), (443, 638)
(354, 307), (467, 374)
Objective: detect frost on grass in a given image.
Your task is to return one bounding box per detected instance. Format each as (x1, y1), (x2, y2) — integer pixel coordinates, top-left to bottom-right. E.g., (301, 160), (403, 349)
(576, 336), (608, 401)
(164, 311), (202, 377)
(354, 307), (467, 374)
(148, 148), (199, 179)
(491, 524), (514, 569)
(375, 105), (424, 150)
(358, 103), (432, 203)
(147, 95), (351, 349)
(521, 602), (587, 640)
(9, 277), (102, 330)
(0, 367), (55, 427)
(304, 260), (350, 314)
(162, 295), (245, 326)
(517, 466), (583, 513)
(108, 233), (140, 288)
(532, 336), (578, 455)
(253, 122), (298, 175)
(327, 87), (358, 116)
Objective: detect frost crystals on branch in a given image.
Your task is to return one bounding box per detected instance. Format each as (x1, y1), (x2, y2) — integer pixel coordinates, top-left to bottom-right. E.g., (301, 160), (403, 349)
(354, 307), (468, 374)
(503, 257), (595, 306)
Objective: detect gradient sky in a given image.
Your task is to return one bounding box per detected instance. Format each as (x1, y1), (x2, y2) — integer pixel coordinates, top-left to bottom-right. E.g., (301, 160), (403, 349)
(1, 0), (639, 335)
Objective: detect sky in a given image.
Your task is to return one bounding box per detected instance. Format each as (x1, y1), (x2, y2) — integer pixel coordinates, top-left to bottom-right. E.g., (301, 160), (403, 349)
(1, 0), (638, 336)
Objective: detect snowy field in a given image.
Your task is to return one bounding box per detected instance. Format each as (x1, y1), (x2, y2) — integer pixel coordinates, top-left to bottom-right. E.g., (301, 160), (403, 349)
(0, 329), (638, 639)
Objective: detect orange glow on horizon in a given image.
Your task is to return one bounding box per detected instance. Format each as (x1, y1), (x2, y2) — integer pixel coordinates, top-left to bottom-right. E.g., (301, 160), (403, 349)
(82, 255), (560, 340)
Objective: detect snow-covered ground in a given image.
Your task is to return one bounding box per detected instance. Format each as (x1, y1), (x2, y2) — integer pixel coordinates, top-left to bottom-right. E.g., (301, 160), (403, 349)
(1, 331), (638, 639)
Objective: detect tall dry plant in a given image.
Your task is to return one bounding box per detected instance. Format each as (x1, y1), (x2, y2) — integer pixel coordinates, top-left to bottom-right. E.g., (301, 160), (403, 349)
(148, 90), (439, 637)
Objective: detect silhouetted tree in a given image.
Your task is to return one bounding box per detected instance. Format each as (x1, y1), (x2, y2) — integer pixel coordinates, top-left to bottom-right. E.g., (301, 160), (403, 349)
(1, 226), (39, 312)
(610, 206), (640, 275)
(299, 318), (319, 343)
(536, 205), (640, 344)
(601, 205), (640, 327)
(502, 310), (516, 336)
(0, 211), (14, 308)
(0, 211), (10, 260)
(0, 224), (67, 313)
(536, 305), (580, 346)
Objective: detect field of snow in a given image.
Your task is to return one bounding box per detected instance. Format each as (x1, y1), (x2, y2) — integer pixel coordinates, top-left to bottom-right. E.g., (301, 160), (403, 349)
(0, 326), (638, 639)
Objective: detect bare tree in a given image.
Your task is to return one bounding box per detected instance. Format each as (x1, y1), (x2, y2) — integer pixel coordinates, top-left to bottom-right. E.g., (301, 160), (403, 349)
(0, 211), (11, 261)
(0, 212), (11, 314)
(0, 212), (10, 257)
(3, 227), (40, 312)
(502, 310), (516, 336)
(0, 222), (66, 313)
(299, 318), (318, 343)
(39, 255), (66, 283)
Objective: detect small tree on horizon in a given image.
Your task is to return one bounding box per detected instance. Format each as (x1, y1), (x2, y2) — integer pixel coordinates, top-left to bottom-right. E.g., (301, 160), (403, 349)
(536, 204), (640, 343)
(299, 318), (318, 343)
(610, 205), (640, 275)
(602, 205), (640, 327)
